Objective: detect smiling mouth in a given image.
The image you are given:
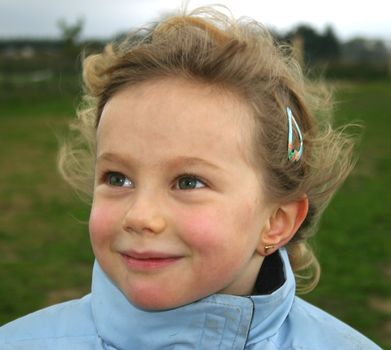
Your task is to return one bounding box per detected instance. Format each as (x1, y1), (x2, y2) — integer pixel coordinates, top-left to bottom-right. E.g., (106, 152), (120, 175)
(120, 252), (182, 270)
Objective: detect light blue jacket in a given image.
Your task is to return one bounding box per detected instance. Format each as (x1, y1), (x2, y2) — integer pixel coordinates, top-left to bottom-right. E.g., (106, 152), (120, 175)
(0, 249), (381, 349)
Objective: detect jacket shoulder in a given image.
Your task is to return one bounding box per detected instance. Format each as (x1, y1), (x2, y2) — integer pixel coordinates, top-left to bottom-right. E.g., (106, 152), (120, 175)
(0, 294), (98, 349)
(274, 297), (382, 350)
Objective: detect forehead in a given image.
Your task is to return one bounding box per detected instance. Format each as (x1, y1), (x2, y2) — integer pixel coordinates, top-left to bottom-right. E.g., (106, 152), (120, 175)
(97, 78), (255, 167)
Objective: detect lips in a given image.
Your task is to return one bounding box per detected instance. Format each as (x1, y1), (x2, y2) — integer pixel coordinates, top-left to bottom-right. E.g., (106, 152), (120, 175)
(120, 250), (182, 270)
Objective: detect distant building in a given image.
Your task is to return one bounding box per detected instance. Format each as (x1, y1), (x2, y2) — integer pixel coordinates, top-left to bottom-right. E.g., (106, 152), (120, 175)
(291, 35), (304, 68)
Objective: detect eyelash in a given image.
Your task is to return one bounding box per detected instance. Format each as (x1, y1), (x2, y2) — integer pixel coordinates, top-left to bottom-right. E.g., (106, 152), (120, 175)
(100, 171), (207, 190)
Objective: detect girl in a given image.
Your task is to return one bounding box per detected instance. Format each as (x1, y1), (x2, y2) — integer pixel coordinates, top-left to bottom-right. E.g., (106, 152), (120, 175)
(0, 6), (381, 350)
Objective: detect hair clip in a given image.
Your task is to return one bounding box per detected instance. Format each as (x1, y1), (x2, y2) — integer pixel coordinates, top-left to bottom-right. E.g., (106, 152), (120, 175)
(287, 106), (303, 161)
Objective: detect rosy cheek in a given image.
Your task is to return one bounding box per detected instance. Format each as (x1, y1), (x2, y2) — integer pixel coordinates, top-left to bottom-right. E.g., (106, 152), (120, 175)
(176, 208), (225, 252)
(89, 205), (115, 243)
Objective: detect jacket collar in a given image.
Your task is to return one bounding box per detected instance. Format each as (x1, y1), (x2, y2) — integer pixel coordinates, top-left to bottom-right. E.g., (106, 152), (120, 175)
(91, 248), (295, 349)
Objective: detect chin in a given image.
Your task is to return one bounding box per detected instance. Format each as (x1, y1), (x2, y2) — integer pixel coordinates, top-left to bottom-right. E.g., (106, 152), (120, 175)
(127, 294), (184, 311)
(122, 287), (201, 311)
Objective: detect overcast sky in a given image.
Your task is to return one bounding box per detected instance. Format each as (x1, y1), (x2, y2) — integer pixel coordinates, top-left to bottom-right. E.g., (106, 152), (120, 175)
(1, 0), (390, 44)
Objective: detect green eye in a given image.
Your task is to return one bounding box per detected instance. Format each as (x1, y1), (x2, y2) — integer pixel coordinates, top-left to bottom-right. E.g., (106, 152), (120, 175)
(177, 176), (205, 190)
(106, 172), (133, 187)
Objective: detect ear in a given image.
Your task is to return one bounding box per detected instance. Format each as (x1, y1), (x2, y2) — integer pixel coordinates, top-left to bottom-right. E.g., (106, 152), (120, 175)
(257, 196), (308, 256)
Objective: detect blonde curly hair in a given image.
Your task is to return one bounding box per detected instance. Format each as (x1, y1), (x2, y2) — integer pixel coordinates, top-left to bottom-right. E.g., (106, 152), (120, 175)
(59, 6), (357, 294)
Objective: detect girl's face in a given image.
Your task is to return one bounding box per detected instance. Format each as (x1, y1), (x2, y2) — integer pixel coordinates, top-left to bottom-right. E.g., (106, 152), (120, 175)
(89, 78), (275, 310)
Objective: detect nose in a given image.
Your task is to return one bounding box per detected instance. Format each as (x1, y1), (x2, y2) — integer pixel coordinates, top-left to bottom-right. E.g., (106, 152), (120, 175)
(122, 191), (167, 235)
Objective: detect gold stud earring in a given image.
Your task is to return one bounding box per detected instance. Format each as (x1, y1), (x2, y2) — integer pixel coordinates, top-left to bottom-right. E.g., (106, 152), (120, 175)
(264, 245), (275, 254)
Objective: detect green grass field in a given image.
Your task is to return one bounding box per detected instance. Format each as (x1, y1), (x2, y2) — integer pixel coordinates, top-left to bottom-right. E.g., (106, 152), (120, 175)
(0, 77), (390, 348)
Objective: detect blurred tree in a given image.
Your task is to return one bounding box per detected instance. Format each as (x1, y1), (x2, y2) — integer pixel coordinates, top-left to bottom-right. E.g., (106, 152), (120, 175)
(289, 25), (320, 64)
(285, 24), (340, 65)
(58, 18), (84, 48)
(57, 18), (85, 72)
(321, 25), (340, 61)
(341, 38), (388, 68)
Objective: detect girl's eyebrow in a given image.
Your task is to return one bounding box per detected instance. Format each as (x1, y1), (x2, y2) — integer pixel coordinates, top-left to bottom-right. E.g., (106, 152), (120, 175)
(96, 152), (224, 172)
(168, 156), (225, 172)
(96, 152), (128, 165)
